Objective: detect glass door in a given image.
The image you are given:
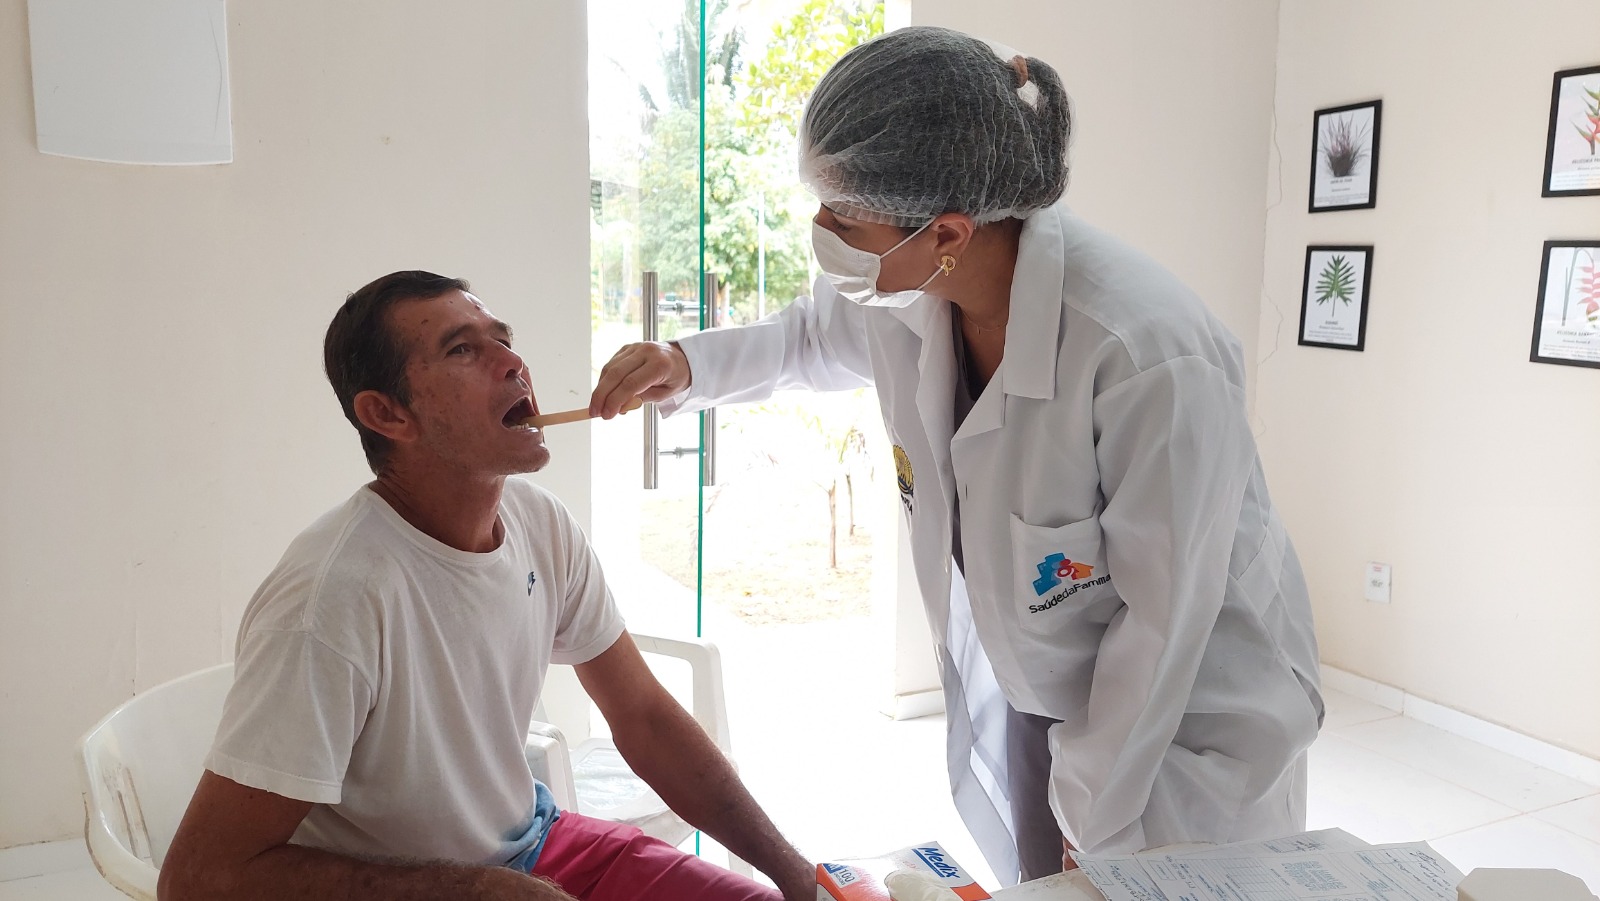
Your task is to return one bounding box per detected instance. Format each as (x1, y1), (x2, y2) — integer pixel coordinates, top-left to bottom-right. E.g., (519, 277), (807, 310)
(586, 0), (989, 881)
(585, 0), (714, 641)
(586, 0), (888, 651)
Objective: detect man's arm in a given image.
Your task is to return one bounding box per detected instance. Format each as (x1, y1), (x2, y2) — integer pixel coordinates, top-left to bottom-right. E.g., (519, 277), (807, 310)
(574, 633), (814, 901)
(158, 771), (571, 901)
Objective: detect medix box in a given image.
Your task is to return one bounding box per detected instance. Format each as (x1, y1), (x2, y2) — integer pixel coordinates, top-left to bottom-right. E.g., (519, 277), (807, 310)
(816, 842), (992, 901)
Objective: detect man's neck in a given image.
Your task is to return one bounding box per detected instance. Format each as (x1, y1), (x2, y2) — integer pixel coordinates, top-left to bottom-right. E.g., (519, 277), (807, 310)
(368, 467), (506, 553)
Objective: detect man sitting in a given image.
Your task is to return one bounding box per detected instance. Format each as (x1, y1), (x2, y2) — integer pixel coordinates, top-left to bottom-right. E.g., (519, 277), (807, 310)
(158, 271), (813, 901)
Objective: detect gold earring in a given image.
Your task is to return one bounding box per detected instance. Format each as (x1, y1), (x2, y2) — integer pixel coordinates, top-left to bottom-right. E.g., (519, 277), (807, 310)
(940, 255), (958, 275)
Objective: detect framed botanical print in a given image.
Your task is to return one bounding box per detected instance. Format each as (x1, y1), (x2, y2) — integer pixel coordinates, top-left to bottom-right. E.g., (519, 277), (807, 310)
(1530, 240), (1600, 368)
(1299, 246), (1373, 351)
(1310, 100), (1382, 212)
(1542, 64), (1600, 197)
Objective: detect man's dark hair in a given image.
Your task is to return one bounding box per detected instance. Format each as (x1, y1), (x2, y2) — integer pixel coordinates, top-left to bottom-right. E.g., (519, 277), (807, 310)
(324, 270), (469, 474)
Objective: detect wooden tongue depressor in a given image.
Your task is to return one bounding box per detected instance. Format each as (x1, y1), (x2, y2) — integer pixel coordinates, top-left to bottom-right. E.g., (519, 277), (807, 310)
(523, 396), (643, 428)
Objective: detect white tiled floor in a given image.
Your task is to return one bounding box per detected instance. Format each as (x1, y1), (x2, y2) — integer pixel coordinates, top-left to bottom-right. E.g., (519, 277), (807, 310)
(1299, 698), (1600, 892)
(7, 668), (1599, 899)
(1539, 794), (1600, 845)
(717, 620), (1600, 896)
(0, 869), (123, 901)
(1334, 716), (1598, 813)
(1305, 734), (1522, 843)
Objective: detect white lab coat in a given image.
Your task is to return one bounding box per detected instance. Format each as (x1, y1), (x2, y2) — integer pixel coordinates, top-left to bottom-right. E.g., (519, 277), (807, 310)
(663, 201), (1323, 881)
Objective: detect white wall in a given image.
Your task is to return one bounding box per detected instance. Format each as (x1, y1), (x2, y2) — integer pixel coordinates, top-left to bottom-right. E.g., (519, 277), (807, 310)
(1257, 0), (1600, 758)
(0, 0), (592, 847)
(912, 0), (1281, 377)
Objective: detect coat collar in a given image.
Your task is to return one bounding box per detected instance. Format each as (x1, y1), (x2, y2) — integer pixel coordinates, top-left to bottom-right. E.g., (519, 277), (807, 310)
(888, 201), (1068, 437)
(912, 299), (958, 449)
(998, 203), (1066, 401)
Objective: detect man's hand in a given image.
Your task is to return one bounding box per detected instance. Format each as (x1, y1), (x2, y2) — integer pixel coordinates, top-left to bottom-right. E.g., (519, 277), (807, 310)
(588, 341), (691, 419)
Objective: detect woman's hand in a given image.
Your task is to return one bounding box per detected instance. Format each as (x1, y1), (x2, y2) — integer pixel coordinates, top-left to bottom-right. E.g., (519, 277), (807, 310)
(588, 341), (692, 419)
(1061, 837), (1080, 872)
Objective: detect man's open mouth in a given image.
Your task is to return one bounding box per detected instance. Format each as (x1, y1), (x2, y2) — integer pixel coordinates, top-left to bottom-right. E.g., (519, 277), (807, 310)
(502, 397), (537, 430)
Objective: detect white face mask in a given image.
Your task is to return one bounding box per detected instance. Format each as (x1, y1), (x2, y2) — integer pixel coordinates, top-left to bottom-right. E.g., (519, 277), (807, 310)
(812, 219), (942, 307)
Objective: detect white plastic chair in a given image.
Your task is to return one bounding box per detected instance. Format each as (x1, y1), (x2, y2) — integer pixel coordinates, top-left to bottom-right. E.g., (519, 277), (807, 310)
(78, 662), (232, 900)
(527, 633), (752, 876)
(78, 634), (746, 900)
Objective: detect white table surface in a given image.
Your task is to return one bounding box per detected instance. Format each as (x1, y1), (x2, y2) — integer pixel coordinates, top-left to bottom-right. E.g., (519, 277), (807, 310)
(814, 869), (1104, 901)
(990, 869), (1105, 900)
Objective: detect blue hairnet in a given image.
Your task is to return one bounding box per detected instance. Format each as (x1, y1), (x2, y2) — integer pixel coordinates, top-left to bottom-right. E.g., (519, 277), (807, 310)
(799, 26), (1075, 227)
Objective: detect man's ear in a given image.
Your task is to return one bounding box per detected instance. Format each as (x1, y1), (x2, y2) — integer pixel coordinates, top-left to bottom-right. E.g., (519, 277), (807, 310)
(353, 390), (417, 444)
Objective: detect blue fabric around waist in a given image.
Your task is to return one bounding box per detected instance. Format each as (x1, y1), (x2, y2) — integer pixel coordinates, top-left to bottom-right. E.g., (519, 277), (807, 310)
(503, 781), (562, 873)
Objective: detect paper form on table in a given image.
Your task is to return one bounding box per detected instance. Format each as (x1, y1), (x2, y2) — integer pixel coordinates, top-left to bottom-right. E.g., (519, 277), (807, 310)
(1072, 830), (1463, 901)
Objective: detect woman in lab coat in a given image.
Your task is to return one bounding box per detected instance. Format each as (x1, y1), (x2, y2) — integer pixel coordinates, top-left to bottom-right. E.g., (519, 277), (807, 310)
(590, 26), (1324, 886)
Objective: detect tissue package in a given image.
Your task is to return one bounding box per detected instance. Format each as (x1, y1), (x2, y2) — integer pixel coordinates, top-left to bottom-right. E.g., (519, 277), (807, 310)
(817, 842), (991, 901)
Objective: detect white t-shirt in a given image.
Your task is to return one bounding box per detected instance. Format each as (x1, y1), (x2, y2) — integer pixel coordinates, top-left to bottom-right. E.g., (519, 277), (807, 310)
(206, 478), (624, 865)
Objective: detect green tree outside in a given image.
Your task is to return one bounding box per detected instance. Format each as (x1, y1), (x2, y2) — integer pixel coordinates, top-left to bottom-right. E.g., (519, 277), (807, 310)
(603, 0), (882, 325)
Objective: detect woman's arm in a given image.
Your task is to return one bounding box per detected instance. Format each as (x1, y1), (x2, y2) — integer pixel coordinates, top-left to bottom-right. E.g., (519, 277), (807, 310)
(590, 276), (876, 418)
(1048, 354), (1257, 853)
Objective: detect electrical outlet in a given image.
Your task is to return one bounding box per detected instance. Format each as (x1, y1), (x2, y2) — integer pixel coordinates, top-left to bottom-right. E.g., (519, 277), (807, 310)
(1364, 562), (1392, 604)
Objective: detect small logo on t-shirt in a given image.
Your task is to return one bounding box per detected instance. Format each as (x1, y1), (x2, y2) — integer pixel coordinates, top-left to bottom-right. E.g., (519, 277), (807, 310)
(527, 571), (537, 595)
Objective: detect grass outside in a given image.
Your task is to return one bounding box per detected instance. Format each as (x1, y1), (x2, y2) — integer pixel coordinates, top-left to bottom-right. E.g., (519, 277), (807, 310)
(638, 464), (880, 626)
(593, 316), (891, 627)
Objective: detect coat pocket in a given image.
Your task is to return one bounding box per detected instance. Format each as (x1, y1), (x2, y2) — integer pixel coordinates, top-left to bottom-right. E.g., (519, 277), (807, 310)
(1009, 514), (1115, 635)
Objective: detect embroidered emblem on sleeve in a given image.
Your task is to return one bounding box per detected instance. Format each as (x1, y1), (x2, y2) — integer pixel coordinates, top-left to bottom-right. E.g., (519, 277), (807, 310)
(892, 445), (915, 515)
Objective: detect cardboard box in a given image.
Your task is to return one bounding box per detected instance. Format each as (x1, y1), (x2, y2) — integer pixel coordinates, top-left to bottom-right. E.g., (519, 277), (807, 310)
(817, 842), (992, 901)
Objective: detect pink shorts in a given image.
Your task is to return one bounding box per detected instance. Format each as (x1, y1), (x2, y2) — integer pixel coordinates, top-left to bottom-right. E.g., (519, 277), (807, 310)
(526, 811), (782, 901)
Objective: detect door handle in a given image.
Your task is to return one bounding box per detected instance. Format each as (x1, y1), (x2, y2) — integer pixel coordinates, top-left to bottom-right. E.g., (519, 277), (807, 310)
(640, 270), (718, 489)
(642, 271), (660, 490)
(699, 271), (718, 487)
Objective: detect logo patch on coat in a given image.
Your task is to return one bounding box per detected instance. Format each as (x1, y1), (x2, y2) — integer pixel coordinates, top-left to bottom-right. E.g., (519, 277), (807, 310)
(1032, 553), (1094, 596)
